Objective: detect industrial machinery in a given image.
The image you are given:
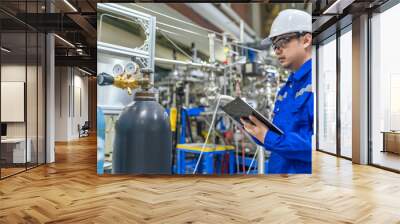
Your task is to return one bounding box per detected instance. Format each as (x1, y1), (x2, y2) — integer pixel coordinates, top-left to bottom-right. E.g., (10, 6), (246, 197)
(97, 3), (173, 174)
(98, 61), (172, 174)
(96, 3), (288, 175)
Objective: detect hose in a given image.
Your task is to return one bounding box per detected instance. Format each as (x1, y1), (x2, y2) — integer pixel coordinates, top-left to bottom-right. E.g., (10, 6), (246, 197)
(241, 139), (246, 174)
(247, 148), (259, 175)
(193, 96), (222, 174)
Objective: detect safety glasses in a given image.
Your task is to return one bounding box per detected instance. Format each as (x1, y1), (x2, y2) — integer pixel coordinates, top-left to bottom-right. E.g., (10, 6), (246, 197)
(271, 32), (304, 51)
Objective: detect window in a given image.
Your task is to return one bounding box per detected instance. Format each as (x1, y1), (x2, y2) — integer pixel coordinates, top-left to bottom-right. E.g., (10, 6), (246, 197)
(318, 36), (337, 154)
(0, 1), (47, 179)
(339, 28), (352, 158)
(370, 3), (400, 171)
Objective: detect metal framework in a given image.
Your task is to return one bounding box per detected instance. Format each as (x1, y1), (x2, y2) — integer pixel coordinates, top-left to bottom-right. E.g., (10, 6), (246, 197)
(97, 3), (156, 83)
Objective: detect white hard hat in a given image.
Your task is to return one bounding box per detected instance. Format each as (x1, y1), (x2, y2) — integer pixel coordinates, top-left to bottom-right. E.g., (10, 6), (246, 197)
(262, 9), (311, 44)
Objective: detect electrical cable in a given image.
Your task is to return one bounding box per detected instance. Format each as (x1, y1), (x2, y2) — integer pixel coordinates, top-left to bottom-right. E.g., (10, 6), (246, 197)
(193, 96), (222, 174)
(247, 148), (259, 175)
(159, 29), (193, 60)
(241, 139), (246, 174)
(158, 21), (207, 39)
(130, 3), (224, 37)
(130, 3), (263, 53)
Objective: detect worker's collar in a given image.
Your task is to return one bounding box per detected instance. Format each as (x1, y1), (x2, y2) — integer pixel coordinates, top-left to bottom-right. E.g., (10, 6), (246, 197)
(289, 59), (311, 82)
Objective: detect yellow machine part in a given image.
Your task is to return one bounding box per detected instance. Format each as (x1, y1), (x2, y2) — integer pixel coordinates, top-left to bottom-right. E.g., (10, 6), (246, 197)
(170, 107), (177, 132)
(112, 74), (151, 95)
(176, 143), (235, 152)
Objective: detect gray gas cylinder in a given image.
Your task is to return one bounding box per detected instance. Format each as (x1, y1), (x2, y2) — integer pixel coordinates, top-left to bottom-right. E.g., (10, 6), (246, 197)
(112, 91), (172, 174)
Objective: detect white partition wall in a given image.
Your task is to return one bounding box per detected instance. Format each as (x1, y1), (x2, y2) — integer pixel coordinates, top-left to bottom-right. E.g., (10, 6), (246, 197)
(0, 2), (47, 179)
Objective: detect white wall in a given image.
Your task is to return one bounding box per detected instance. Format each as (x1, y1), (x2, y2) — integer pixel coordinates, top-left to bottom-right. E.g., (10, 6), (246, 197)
(1, 65), (34, 138)
(1, 65), (26, 135)
(1, 63), (46, 164)
(54, 67), (89, 141)
(55, 67), (68, 141)
(72, 72), (89, 138)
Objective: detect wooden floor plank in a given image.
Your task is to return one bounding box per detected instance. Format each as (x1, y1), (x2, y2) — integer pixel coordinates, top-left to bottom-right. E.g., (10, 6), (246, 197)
(0, 135), (400, 223)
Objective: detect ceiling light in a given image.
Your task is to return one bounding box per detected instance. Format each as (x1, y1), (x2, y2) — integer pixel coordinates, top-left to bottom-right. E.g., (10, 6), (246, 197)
(78, 68), (92, 76)
(54, 34), (75, 48)
(323, 0), (354, 15)
(323, 0), (341, 14)
(1, 47), (11, 53)
(63, 0), (78, 12)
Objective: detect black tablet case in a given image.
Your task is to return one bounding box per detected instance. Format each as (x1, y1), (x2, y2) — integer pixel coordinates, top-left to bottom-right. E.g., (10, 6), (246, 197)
(221, 97), (284, 135)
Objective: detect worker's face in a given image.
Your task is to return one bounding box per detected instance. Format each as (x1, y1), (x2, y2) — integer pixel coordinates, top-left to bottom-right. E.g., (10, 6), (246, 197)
(272, 33), (312, 70)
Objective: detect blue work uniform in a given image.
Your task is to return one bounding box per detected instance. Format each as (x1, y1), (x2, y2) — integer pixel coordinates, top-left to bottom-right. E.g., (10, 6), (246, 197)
(253, 59), (313, 174)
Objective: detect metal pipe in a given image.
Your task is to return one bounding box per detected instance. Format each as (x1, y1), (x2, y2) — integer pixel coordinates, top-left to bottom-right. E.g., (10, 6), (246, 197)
(155, 57), (216, 68)
(219, 3), (258, 39)
(185, 3), (254, 42)
(257, 145), (265, 174)
(185, 83), (190, 107)
(158, 21), (206, 38)
(208, 33), (216, 63)
(240, 19), (244, 43)
(100, 3), (262, 59)
(131, 3), (225, 37)
(157, 24), (262, 53)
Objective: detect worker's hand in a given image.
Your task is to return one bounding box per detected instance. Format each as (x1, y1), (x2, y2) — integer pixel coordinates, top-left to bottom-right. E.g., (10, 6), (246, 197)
(240, 115), (269, 144)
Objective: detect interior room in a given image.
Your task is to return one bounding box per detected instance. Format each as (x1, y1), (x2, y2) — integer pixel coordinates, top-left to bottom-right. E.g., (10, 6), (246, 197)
(0, 1), (400, 223)
(0, 17), (46, 178)
(370, 3), (400, 171)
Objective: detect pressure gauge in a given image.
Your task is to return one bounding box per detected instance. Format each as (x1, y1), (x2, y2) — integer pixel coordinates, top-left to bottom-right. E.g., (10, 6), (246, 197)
(125, 62), (138, 75)
(112, 64), (124, 76)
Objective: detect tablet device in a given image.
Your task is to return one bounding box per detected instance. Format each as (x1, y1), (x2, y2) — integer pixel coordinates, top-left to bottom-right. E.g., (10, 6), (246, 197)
(221, 97), (284, 135)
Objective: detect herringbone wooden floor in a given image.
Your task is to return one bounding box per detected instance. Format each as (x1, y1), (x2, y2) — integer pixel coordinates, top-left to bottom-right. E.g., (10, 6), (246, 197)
(1, 136), (400, 224)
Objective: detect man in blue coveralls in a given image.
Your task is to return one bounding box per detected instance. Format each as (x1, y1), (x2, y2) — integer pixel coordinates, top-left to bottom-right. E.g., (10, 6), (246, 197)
(241, 9), (313, 174)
